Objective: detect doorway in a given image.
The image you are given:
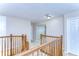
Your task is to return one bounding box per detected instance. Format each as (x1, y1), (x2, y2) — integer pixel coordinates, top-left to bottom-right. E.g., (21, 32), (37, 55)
(35, 25), (46, 43)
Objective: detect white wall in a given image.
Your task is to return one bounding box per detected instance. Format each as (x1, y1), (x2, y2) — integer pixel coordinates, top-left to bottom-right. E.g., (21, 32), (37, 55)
(0, 16), (6, 36)
(39, 16), (64, 36)
(64, 15), (70, 54)
(6, 16), (32, 42)
(46, 16), (64, 36)
(0, 16), (6, 53)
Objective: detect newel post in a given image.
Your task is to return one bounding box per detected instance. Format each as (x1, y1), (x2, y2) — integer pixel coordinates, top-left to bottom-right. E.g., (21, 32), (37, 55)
(24, 34), (29, 50)
(22, 34), (24, 51)
(22, 34), (29, 51)
(10, 34), (12, 56)
(61, 35), (63, 56)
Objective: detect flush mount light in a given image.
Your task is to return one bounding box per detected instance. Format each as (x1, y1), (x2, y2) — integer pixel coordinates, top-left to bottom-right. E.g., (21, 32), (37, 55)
(44, 14), (54, 20)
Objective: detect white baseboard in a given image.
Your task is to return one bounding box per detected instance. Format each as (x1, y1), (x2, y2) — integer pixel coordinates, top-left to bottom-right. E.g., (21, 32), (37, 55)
(63, 50), (78, 56)
(68, 51), (78, 56)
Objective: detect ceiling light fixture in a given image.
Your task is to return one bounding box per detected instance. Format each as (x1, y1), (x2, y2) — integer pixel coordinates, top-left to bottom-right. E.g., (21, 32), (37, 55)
(44, 14), (54, 20)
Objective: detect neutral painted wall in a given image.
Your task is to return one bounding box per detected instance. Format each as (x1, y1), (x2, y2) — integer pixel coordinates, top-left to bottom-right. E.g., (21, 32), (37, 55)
(0, 16), (6, 36)
(37, 16), (64, 36)
(0, 16), (6, 53)
(6, 16), (32, 42)
(64, 15), (70, 54)
(45, 16), (64, 36)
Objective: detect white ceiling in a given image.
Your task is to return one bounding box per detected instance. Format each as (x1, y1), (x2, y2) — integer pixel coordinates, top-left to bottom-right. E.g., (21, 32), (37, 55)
(0, 3), (79, 22)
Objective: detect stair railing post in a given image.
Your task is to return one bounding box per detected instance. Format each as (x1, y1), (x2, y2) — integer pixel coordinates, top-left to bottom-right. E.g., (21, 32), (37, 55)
(10, 34), (12, 56)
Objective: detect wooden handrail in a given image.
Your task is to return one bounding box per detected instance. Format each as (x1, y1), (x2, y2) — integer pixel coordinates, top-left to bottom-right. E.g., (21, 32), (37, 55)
(40, 34), (62, 38)
(15, 40), (54, 56)
(0, 36), (22, 38)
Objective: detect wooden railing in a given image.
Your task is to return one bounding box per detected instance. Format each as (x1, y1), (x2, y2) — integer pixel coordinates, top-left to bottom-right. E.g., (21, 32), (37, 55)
(15, 35), (63, 56)
(40, 34), (63, 56)
(0, 34), (29, 56)
(15, 40), (54, 56)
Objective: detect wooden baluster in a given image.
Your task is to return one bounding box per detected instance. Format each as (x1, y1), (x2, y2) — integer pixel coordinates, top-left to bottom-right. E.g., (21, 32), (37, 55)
(11, 38), (13, 56)
(24, 35), (27, 49)
(19, 37), (20, 53)
(10, 34), (12, 56)
(49, 43), (51, 56)
(55, 39), (56, 56)
(48, 43), (50, 56)
(61, 36), (63, 56)
(4, 38), (6, 56)
(18, 38), (19, 54)
(55, 40), (56, 56)
(45, 45), (48, 56)
(21, 37), (22, 52)
(12, 37), (14, 55)
(9, 38), (10, 56)
(58, 39), (60, 56)
(58, 38), (60, 56)
(22, 34), (27, 51)
(14, 37), (16, 55)
(2, 38), (3, 56)
(53, 40), (55, 56)
(56, 39), (58, 56)
(51, 41), (53, 56)
(13, 37), (15, 55)
(44, 45), (46, 56)
(17, 37), (19, 54)
(23, 35), (25, 50)
(58, 39), (59, 56)
(24, 34), (29, 50)
(21, 37), (22, 53)
(7, 38), (8, 56)
(60, 39), (61, 55)
(49, 43), (51, 53)
(58, 38), (59, 55)
(46, 43), (50, 55)
(53, 41), (55, 56)
(19, 37), (21, 53)
(55, 39), (57, 56)
(16, 38), (17, 54)
(21, 34), (24, 51)
(19, 38), (21, 53)
(15, 37), (17, 55)
(50, 41), (52, 56)
(54, 40), (55, 56)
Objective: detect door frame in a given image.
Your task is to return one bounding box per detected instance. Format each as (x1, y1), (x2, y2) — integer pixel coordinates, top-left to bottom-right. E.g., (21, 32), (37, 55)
(35, 24), (46, 40)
